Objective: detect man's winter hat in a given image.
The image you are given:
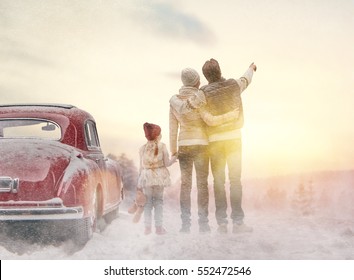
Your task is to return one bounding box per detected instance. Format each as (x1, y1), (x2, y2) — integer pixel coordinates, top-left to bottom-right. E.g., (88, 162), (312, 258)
(181, 68), (200, 87)
(143, 122), (161, 141)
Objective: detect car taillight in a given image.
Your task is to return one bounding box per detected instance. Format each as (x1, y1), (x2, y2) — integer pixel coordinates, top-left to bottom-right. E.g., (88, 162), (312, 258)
(0, 177), (19, 193)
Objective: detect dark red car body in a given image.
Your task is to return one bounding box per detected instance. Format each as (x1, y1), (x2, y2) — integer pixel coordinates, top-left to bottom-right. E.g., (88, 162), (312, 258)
(0, 104), (123, 244)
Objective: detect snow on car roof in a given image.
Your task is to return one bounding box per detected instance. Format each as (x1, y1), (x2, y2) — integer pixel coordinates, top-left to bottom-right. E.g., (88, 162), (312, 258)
(0, 104), (95, 150)
(0, 104), (92, 119)
(0, 104), (76, 109)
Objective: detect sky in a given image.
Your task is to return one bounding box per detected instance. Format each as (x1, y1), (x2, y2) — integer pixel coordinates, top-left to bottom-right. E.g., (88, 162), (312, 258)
(1, 0), (353, 178)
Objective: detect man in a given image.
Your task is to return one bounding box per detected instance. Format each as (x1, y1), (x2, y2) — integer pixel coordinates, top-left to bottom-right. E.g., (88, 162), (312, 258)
(199, 58), (257, 234)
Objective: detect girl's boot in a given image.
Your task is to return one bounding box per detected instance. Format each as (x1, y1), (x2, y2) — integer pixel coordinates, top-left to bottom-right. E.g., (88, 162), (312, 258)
(155, 226), (167, 235)
(144, 226), (152, 235)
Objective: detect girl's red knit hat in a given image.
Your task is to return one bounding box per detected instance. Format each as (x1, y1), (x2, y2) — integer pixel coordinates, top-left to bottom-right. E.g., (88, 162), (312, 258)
(143, 122), (161, 141)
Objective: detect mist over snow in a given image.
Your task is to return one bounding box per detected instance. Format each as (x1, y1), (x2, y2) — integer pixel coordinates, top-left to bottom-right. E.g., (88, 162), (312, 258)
(1, 0), (353, 263)
(0, 170), (353, 260)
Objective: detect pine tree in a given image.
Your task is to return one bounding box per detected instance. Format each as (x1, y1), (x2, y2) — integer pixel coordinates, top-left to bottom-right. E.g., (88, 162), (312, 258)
(292, 180), (315, 216)
(265, 186), (287, 210)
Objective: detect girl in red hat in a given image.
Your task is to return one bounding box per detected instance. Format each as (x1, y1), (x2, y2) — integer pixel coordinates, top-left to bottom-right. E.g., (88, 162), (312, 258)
(138, 122), (177, 235)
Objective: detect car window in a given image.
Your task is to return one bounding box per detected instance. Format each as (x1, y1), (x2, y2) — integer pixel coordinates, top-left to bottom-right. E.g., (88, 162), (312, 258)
(85, 121), (100, 149)
(0, 118), (61, 140)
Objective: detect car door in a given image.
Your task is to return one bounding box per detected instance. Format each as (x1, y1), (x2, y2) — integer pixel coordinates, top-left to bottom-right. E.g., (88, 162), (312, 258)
(84, 121), (120, 209)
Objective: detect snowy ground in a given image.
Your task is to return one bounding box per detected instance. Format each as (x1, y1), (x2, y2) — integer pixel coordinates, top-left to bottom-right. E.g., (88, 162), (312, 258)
(1, 170), (354, 260)
(1, 204), (354, 260)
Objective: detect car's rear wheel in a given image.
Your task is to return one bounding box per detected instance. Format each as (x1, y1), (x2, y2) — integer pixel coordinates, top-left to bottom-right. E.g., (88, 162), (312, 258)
(71, 217), (93, 246)
(72, 190), (99, 246)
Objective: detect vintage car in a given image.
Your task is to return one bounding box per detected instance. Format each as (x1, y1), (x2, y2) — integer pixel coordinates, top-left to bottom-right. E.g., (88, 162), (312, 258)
(0, 104), (123, 245)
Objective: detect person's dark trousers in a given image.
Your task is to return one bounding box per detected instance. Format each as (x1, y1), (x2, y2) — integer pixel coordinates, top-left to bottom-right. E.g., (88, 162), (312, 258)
(178, 145), (209, 229)
(209, 139), (244, 226)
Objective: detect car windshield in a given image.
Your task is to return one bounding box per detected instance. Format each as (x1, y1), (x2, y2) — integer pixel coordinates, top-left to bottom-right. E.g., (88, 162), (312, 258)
(0, 118), (61, 140)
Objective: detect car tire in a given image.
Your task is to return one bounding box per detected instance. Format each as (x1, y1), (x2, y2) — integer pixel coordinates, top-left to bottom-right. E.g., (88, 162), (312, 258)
(104, 207), (119, 224)
(71, 217), (93, 246)
(72, 190), (99, 246)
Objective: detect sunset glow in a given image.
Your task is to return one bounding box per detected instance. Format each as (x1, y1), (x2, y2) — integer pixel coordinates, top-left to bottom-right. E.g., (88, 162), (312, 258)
(1, 0), (353, 178)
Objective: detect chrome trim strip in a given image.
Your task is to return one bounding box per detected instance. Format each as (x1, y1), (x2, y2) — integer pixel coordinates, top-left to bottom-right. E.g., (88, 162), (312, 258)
(0, 206), (84, 220)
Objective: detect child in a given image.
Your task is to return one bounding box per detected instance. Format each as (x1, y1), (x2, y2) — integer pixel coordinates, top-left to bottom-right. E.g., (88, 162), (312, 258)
(138, 122), (176, 235)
